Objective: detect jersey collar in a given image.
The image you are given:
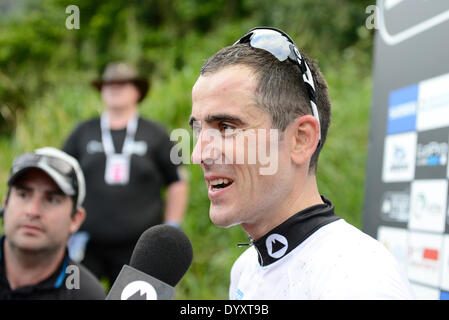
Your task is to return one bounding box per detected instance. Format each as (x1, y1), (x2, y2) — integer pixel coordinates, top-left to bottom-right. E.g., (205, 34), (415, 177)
(251, 196), (340, 266)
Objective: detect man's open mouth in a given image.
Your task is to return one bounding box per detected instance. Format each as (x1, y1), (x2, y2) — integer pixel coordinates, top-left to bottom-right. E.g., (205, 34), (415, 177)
(209, 178), (234, 191)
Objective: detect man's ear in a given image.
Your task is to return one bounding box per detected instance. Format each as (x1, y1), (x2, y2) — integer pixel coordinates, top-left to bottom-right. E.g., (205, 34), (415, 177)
(288, 114), (320, 167)
(69, 207), (86, 234)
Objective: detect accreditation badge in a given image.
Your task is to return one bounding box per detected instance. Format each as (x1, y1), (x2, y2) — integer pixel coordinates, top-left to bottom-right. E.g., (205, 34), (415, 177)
(105, 153), (131, 185)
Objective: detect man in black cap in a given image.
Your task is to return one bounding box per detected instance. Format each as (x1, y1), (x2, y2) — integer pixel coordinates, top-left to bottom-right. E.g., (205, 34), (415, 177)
(63, 62), (188, 283)
(0, 147), (106, 299)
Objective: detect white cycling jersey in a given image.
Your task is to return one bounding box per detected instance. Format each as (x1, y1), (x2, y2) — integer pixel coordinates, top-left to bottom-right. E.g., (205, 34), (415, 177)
(229, 198), (415, 300)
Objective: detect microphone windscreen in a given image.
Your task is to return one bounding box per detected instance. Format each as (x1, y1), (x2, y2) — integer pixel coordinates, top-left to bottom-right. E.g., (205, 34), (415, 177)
(129, 224), (193, 287)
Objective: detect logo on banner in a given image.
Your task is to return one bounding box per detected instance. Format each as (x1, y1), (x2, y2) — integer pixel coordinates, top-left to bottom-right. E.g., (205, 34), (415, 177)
(408, 180), (447, 233)
(387, 84), (418, 134)
(407, 232), (443, 287)
(417, 141), (448, 167)
(377, 0), (449, 46)
(381, 190), (409, 222)
(417, 73), (449, 131)
(382, 132), (417, 182)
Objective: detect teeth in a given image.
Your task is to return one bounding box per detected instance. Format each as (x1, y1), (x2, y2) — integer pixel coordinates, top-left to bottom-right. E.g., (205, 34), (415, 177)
(210, 178), (232, 186)
(211, 179), (223, 186)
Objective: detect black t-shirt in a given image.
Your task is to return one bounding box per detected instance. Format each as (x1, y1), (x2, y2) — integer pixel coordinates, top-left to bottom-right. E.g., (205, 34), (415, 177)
(63, 117), (180, 243)
(0, 237), (106, 300)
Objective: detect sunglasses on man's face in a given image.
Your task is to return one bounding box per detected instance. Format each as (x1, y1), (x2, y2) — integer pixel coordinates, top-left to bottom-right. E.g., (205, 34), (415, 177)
(234, 27), (321, 142)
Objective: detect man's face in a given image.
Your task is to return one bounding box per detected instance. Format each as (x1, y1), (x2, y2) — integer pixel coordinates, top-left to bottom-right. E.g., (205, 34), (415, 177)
(191, 65), (294, 230)
(3, 169), (78, 253)
(101, 82), (140, 110)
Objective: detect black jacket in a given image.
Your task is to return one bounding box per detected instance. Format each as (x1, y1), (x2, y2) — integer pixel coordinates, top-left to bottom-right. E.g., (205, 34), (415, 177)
(0, 237), (106, 300)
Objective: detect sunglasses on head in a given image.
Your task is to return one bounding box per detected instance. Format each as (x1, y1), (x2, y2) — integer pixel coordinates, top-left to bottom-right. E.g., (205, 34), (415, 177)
(11, 153), (78, 199)
(234, 27), (321, 142)
(13, 153), (73, 175)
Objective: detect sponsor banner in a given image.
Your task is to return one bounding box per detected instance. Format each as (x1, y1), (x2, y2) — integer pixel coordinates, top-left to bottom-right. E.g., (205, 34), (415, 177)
(415, 128), (449, 179)
(447, 131), (449, 180)
(382, 132), (417, 182)
(447, 186), (449, 233)
(407, 231), (443, 287)
(440, 235), (449, 291)
(417, 73), (449, 131)
(387, 84), (418, 134)
(377, 226), (408, 273)
(380, 183), (410, 223)
(408, 179), (447, 233)
(365, 1), (449, 300)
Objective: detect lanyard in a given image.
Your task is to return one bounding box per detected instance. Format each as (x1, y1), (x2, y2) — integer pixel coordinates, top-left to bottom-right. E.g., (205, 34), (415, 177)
(100, 112), (139, 156)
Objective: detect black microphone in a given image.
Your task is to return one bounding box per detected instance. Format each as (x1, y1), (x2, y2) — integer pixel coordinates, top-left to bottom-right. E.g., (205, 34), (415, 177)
(106, 224), (193, 300)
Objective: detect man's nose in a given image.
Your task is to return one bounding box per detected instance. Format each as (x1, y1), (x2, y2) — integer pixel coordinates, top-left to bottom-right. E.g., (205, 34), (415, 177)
(26, 196), (42, 218)
(191, 128), (222, 165)
(191, 137), (203, 165)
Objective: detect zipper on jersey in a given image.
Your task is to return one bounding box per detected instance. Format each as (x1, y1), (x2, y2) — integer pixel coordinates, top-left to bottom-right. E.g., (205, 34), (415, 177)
(237, 237), (255, 247)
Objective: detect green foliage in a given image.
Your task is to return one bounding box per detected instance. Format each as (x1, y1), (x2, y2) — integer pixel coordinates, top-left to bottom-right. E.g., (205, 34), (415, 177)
(0, 0), (375, 299)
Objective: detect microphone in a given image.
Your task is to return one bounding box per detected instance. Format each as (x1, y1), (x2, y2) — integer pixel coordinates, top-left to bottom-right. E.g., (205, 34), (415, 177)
(106, 224), (193, 300)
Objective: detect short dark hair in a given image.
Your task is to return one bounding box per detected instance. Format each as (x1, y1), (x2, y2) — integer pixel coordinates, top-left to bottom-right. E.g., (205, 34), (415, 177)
(200, 43), (331, 173)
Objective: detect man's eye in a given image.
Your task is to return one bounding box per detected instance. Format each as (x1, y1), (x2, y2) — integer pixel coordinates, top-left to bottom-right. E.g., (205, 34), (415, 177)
(17, 191), (29, 199)
(47, 196), (62, 205)
(219, 123), (236, 132)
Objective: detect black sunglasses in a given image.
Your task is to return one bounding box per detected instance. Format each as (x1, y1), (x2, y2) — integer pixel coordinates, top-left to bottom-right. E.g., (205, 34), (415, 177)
(234, 27), (321, 142)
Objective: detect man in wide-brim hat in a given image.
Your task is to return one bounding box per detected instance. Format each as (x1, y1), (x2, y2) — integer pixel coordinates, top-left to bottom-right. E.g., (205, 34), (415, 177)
(62, 62), (188, 283)
(91, 62), (149, 103)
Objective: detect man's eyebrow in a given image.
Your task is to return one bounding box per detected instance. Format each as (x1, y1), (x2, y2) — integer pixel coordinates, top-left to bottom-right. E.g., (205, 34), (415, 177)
(188, 114), (246, 127)
(46, 189), (66, 197)
(13, 184), (32, 192)
(13, 184), (65, 196)
(206, 114), (245, 125)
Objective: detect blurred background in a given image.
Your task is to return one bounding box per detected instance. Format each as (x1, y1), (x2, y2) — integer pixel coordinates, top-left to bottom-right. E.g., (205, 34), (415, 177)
(0, 0), (374, 299)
